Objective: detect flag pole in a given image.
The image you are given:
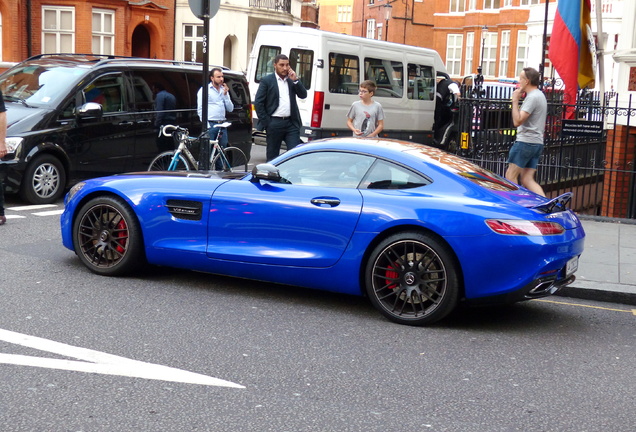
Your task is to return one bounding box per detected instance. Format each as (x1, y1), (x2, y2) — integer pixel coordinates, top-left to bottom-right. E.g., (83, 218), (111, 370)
(539, 0), (550, 89)
(594, 0), (605, 101)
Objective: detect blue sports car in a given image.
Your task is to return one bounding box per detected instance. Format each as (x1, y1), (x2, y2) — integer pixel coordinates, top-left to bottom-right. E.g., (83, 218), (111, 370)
(60, 138), (585, 326)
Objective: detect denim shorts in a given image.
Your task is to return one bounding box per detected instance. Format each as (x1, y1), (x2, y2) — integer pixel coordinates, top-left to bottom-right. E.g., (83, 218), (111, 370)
(507, 141), (543, 169)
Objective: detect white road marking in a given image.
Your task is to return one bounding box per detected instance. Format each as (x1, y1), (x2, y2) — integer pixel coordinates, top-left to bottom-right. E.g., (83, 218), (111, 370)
(6, 204), (57, 211)
(33, 210), (64, 216)
(0, 328), (244, 388)
(4, 215), (26, 220)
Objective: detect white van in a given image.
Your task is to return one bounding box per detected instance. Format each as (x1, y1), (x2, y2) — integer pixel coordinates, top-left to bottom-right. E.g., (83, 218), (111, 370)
(247, 26), (447, 144)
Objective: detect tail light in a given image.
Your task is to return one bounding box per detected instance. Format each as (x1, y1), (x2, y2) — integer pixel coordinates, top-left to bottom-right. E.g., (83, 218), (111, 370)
(311, 91), (324, 128)
(486, 219), (565, 236)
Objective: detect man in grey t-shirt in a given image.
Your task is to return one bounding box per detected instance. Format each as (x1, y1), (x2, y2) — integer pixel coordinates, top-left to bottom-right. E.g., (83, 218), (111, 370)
(505, 67), (547, 197)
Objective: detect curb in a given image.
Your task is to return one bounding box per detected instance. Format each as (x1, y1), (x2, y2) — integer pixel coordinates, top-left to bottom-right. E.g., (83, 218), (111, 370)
(556, 286), (636, 306)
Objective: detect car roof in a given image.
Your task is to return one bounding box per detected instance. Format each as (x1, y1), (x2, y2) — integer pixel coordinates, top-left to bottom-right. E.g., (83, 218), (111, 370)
(18, 54), (245, 77)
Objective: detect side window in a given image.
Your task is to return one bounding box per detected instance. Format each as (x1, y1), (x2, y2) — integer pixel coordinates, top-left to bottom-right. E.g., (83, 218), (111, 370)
(277, 151), (375, 188)
(361, 160), (431, 189)
(407, 63), (435, 100)
(129, 70), (190, 110)
(365, 58), (403, 98)
(255, 45), (281, 82)
(290, 48), (313, 90)
(329, 53), (359, 94)
(223, 75), (249, 107)
(82, 73), (125, 113)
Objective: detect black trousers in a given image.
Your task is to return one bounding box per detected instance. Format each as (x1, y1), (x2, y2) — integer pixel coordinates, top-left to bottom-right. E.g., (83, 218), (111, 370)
(0, 164), (6, 216)
(266, 117), (301, 162)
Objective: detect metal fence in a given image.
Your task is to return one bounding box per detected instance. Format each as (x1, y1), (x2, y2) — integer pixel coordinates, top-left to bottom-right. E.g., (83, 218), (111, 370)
(452, 85), (636, 219)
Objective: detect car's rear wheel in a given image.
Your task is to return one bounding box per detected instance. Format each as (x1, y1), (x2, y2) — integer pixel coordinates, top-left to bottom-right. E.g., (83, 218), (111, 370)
(365, 232), (460, 326)
(20, 154), (66, 204)
(148, 151), (192, 171)
(72, 196), (144, 276)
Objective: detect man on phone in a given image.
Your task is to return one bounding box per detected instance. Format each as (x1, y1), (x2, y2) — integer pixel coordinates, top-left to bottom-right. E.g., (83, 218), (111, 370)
(197, 68), (234, 150)
(254, 54), (308, 161)
(505, 67), (547, 197)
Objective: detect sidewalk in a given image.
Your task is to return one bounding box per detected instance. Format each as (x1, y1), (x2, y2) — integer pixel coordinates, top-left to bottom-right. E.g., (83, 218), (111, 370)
(558, 217), (636, 306)
(247, 143), (636, 306)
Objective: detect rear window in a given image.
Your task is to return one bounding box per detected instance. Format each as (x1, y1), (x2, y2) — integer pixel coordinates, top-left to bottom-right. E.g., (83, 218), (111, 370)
(255, 45), (281, 82)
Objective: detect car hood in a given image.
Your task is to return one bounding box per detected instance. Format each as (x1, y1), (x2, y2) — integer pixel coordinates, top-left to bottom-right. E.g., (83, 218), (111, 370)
(122, 170), (249, 180)
(5, 102), (53, 130)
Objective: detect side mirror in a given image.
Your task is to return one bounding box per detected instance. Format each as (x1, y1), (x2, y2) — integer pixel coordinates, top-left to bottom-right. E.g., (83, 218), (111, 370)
(76, 102), (103, 119)
(251, 163), (281, 183)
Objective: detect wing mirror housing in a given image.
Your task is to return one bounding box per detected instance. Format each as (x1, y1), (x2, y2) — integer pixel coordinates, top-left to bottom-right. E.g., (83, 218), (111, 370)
(251, 163), (281, 183)
(76, 102), (103, 119)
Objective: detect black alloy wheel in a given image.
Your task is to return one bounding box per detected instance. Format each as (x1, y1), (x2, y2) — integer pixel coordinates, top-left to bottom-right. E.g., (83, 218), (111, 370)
(72, 196), (144, 276)
(365, 232), (460, 326)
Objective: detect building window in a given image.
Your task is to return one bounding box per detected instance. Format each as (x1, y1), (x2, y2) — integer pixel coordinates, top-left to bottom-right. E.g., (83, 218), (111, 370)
(337, 5), (352, 22)
(183, 24), (204, 63)
(516, 30), (529, 77)
(446, 34), (463, 76)
(366, 19), (376, 39)
(467, 0), (476, 10)
(503, 0), (512, 6)
(483, 0), (500, 10)
(449, 0), (465, 12)
(465, 32), (474, 76)
(499, 30), (510, 77)
(482, 32), (498, 76)
(42, 6), (75, 53)
(376, 23), (383, 41)
(520, 0), (539, 5)
(92, 9), (114, 55)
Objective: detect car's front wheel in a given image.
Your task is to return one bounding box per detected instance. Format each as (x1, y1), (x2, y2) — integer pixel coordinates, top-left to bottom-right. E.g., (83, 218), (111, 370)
(365, 232), (460, 326)
(72, 196), (144, 276)
(20, 154), (66, 204)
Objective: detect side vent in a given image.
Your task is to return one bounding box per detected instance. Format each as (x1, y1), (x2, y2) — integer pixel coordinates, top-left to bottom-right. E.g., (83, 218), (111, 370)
(166, 200), (203, 221)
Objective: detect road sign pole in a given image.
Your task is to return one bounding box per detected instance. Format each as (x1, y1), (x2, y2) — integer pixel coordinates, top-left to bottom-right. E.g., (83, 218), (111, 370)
(199, 13), (211, 170)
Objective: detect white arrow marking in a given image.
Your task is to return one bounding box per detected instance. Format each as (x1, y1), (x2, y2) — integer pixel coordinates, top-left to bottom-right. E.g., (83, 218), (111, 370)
(0, 329), (244, 388)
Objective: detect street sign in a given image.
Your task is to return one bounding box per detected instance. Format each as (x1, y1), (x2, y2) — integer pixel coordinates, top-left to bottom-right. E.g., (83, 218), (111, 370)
(188, 0), (221, 19)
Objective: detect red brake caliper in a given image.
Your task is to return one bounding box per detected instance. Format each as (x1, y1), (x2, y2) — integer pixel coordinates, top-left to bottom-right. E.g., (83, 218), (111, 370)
(385, 263), (399, 289)
(114, 219), (127, 253)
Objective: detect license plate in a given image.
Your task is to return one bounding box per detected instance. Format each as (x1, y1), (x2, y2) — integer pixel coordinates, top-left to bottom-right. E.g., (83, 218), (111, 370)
(566, 256), (579, 276)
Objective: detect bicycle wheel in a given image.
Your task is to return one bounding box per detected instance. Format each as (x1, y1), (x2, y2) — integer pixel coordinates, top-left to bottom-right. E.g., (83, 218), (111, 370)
(148, 151), (192, 171)
(211, 146), (248, 172)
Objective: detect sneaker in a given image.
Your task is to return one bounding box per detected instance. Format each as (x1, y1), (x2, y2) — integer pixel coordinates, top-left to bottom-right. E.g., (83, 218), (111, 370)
(0, 216), (6, 225)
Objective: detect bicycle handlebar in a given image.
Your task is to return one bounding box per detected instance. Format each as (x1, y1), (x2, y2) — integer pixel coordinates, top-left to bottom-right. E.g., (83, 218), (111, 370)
(160, 124), (182, 137)
(212, 122), (232, 129)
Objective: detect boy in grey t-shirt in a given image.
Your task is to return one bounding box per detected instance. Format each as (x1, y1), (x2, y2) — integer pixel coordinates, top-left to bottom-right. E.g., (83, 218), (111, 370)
(505, 67), (547, 197)
(346, 80), (384, 137)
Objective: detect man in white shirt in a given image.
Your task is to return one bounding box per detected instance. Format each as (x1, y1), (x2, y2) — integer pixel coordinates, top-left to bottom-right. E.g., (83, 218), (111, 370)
(254, 55), (308, 161)
(197, 68), (234, 149)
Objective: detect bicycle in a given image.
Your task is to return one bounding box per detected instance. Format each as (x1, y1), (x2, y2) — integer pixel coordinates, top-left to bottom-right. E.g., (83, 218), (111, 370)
(147, 123), (248, 172)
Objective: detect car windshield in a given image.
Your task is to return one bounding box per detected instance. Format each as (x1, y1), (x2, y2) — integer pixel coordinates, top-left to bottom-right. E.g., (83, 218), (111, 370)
(0, 62), (86, 107)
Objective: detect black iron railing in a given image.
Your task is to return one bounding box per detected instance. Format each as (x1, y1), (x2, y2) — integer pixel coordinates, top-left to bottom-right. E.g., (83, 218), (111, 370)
(249, 0), (291, 13)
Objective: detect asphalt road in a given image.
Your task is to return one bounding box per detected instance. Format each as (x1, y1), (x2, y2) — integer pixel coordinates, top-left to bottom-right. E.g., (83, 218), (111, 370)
(1, 195), (635, 432)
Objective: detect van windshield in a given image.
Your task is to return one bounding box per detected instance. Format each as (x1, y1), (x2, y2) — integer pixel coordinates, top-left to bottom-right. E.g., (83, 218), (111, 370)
(0, 62), (86, 107)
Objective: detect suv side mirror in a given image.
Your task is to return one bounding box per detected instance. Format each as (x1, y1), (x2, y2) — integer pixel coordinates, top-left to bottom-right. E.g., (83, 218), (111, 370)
(251, 163), (281, 183)
(76, 102), (103, 119)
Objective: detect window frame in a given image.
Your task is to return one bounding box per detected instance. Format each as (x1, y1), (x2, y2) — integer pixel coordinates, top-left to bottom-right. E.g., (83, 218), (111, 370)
(42, 5), (75, 54)
(92, 8), (115, 55)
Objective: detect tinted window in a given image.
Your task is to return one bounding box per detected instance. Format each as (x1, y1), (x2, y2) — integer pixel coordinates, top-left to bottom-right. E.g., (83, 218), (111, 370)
(361, 160), (431, 189)
(290, 48), (313, 90)
(407, 63), (435, 101)
(277, 151), (375, 188)
(329, 53), (359, 94)
(129, 69), (190, 111)
(255, 45), (281, 82)
(82, 73), (126, 113)
(364, 58), (403, 98)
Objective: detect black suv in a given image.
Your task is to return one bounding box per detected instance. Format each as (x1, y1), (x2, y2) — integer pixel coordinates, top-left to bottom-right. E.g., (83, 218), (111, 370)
(0, 54), (252, 204)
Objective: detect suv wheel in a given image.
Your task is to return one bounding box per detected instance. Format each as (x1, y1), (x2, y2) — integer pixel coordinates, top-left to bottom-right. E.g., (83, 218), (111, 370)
(20, 154), (67, 204)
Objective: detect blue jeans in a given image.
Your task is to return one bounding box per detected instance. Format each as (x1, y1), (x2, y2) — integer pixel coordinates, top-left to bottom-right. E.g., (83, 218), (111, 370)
(507, 141), (543, 169)
(208, 123), (229, 170)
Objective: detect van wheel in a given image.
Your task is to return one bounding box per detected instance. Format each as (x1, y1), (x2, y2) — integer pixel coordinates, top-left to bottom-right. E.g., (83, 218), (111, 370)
(20, 154), (67, 204)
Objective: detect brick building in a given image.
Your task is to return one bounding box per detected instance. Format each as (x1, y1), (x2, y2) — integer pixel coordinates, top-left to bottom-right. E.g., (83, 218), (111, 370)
(0, 0), (175, 64)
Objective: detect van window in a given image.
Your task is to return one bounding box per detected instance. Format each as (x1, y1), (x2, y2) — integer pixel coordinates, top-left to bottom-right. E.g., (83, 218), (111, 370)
(407, 64), (435, 100)
(365, 58), (403, 98)
(0, 63), (84, 107)
(82, 73), (126, 113)
(329, 53), (359, 94)
(290, 48), (313, 90)
(129, 70), (190, 111)
(255, 45), (281, 82)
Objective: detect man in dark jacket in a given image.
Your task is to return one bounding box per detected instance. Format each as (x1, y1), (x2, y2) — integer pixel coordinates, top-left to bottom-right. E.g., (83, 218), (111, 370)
(254, 54), (308, 161)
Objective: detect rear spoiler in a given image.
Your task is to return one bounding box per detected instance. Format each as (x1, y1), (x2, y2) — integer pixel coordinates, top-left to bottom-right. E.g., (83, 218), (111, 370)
(531, 192), (572, 214)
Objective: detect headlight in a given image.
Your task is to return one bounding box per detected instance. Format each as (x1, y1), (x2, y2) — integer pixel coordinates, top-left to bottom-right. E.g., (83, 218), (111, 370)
(67, 182), (86, 200)
(5, 137), (22, 155)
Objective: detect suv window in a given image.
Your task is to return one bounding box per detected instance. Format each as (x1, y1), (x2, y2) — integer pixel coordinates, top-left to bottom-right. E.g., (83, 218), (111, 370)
(82, 73), (126, 113)
(129, 69), (190, 111)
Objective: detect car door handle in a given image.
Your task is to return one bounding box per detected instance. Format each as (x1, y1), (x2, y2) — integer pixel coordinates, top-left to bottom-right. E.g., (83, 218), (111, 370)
(311, 197), (340, 207)
(118, 121), (134, 126)
(137, 119), (152, 125)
